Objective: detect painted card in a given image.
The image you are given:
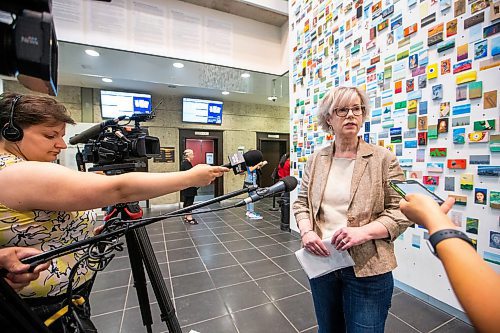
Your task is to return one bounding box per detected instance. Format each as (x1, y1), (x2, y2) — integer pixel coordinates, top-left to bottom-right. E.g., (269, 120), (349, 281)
(450, 210), (462, 226)
(438, 118), (449, 133)
(427, 63), (438, 79)
(475, 188), (487, 205)
(477, 166), (500, 176)
(445, 176), (455, 191)
(395, 80), (402, 93)
(492, 36), (500, 56)
(469, 154), (491, 165)
(489, 134), (500, 152)
(449, 194), (467, 206)
(460, 173), (474, 190)
(428, 125), (438, 140)
(446, 18), (457, 36)
(405, 140), (418, 148)
(423, 175), (440, 185)
(419, 101), (428, 114)
(457, 43), (469, 61)
(454, 0), (466, 17)
(474, 39), (488, 59)
(441, 58), (451, 74)
(456, 84), (468, 101)
(418, 75), (427, 88)
(412, 234), (421, 249)
(408, 171), (423, 179)
(427, 163), (444, 173)
(468, 131), (489, 143)
(418, 132), (428, 146)
(466, 217), (479, 234)
(490, 231), (500, 249)
(430, 148), (447, 157)
(439, 102), (450, 116)
(432, 84), (443, 99)
(418, 116), (428, 130)
(490, 191), (500, 209)
(416, 149), (425, 162)
(406, 78), (415, 92)
(469, 81), (483, 99)
(484, 90), (497, 109)
(447, 159), (467, 169)
(473, 119), (496, 131)
(408, 114), (417, 129)
(452, 116), (470, 127)
(453, 128), (466, 144)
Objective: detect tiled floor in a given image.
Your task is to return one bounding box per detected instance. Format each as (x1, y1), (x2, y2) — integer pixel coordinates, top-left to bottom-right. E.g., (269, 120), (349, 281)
(90, 199), (475, 333)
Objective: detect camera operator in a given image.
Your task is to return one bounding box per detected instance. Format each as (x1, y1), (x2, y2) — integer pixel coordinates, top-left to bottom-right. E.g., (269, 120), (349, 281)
(0, 92), (228, 331)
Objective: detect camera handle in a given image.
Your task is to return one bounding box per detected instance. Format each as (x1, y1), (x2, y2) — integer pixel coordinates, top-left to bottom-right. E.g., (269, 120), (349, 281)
(105, 203), (181, 333)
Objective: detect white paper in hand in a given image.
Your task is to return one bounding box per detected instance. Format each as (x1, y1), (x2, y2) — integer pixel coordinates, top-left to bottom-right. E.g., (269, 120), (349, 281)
(295, 239), (355, 279)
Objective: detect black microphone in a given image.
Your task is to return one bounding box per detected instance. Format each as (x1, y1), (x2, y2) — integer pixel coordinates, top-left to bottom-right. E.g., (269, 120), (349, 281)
(235, 176), (298, 207)
(75, 146), (86, 172)
(68, 116), (126, 145)
(222, 150), (263, 174)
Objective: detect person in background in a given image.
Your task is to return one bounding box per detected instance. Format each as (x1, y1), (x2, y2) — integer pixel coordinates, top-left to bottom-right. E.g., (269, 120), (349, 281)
(0, 92), (228, 332)
(180, 149), (198, 224)
(277, 153), (291, 231)
(400, 194), (500, 333)
(244, 159), (267, 220)
(293, 86), (411, 333)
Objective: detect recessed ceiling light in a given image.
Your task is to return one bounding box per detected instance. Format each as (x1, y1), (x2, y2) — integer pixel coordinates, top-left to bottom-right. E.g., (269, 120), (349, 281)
(173, 62), (184, 68)
(85, 49), (100, 57)
(222, 91), (230, 95)
(102, 77), (113, 83)
(241, 73), (250, 78)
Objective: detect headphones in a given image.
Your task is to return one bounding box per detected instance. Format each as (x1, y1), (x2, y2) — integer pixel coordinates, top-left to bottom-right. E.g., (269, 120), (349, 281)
(1, 95), (23, 142)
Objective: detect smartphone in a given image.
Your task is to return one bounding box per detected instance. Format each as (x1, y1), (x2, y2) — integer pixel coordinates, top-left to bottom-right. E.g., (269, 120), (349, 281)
(389, 179), (445, 205)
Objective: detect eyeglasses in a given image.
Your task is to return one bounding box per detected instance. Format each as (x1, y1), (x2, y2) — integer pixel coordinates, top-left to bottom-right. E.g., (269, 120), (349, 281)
(333, 105), (365, 117)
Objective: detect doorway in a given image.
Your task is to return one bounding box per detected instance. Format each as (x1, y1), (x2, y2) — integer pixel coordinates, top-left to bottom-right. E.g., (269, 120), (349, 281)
(179, 129), (223, 200)
(257, 133), (290, 188)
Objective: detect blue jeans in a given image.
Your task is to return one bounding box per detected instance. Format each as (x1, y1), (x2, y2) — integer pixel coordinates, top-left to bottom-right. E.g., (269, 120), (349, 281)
(309, 267), (393, 333)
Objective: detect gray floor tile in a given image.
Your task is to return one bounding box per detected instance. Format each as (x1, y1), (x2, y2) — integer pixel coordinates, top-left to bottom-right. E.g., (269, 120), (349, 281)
(217, 232), (244, 242)
(232, 303), (297, 333)
(242, 259), (284, 279)
(232, 248), (267, 263)
(90, 286), (127, 316)
(167, 246), (199, 261)
(247, 235), (279, 247)
(125, 278), (172, 308)
(91, 311), (122, 333)
(175, 289), (229, 327)
(93, 269), (130, 291)
(218, 281), (270, 312)
(169, 257), (205, 277)
(197, 242), (228, 257)
(391, 292), (453, 332)
(238, 229), (266, 238)
(258, 243), (293, 257)
(272, 253), (303, 271)
(166, 238), (194, 250)
(224, 239), (255, 252)
(171, 271), (215, 298)
(288, 269), (311, 291)
(384, 313), (420, 333)
(120, 304), (166, 333)
(271, 232), (300, 243)
(163, 231), (190, 241)
(182, 315), (238, 333)
(432, 318), (475, 333)
(275, 292), (316, 331)
(201, 252), (239, 270)
(208, 265), (252, 288)
(210, 226), (235, 234)
(255, 273), (307, 301)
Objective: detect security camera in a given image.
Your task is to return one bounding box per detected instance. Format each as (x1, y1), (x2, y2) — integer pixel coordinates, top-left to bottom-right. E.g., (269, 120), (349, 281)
(268, 96), (278, 102)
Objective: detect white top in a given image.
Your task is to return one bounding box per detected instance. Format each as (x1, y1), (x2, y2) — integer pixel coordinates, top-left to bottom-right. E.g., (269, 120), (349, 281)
(318, 158), (355, 240)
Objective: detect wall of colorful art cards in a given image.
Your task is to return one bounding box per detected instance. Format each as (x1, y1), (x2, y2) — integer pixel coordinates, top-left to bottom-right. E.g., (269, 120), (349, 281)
(289, 0), (499, 312)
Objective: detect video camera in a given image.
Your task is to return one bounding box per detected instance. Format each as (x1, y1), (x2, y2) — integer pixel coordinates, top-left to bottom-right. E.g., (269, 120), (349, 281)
(0, 0), (58, 96)
(69, 115), (160, 173)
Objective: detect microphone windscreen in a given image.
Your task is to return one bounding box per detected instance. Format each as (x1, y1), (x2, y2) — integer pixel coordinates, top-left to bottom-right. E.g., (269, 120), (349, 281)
(243, 150), (263, 167)
(281, 176), (298, 192)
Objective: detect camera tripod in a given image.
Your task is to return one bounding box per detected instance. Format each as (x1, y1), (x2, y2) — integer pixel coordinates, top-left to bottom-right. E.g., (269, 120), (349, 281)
(105, 202), (181, 333)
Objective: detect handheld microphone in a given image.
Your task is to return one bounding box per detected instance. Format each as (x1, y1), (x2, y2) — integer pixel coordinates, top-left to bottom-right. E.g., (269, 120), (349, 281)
(235, 176), (298, 207)
(222, 150), (263, 174)
(69, 116), (126, 145)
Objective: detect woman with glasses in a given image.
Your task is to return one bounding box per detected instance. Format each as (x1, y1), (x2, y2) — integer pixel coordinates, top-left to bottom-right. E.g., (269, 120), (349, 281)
(293, 86), (411, 333)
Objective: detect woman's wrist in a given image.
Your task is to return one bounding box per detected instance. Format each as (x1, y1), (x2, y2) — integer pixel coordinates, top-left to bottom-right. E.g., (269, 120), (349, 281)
(300, 229), (314, 238)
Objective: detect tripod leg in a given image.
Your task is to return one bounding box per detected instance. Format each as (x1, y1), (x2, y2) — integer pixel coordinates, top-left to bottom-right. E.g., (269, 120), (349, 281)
(125, 233), (153, 333)
(133, 227), (182, 333)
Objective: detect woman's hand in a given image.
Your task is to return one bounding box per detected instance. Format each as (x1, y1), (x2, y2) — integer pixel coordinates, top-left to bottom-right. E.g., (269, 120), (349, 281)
(302, 231), (330, 256)
(0, 247), (50, 292)
(188, 165), (229, 186)
(399, 194), (456, 234)
(332, 227), (369, 251)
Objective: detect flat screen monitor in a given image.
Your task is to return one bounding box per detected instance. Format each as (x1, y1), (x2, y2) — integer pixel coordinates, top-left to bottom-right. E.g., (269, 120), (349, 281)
(100, 90), (152, 119)
(182, 98), (223, 125)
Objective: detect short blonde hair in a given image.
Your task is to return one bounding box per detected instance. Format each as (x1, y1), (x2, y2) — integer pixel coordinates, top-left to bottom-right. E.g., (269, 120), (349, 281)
(183, 149), (193, 158)
(317, 86), (370, 133)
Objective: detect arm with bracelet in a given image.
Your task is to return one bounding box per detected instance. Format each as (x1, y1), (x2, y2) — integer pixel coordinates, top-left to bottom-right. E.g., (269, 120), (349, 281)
(400, 194), (500, 333)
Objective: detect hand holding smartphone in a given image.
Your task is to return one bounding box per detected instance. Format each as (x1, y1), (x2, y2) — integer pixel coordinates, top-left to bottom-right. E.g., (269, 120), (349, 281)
(389, 179), (445, 205)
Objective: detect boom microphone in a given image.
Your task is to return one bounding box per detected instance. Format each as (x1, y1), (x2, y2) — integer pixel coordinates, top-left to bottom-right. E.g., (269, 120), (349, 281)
(69, 116), (126, 145)
(235, 176), (298, 207)
(222, 150), (263, 174)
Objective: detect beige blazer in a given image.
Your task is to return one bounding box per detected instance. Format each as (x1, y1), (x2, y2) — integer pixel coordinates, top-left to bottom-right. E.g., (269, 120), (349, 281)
(293, 139), (412, 277)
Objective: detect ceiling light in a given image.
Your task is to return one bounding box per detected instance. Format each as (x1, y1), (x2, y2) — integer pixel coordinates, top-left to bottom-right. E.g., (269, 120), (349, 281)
(173, 62), (184, 68)
(85, 49), (100, 57)
(241, 73), (250, 78)
(102, 77), (113, 83)
(222, 91), (230, 95)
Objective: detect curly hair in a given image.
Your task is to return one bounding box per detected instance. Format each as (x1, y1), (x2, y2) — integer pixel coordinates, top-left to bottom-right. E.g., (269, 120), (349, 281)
(317, 86), (370, 134)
